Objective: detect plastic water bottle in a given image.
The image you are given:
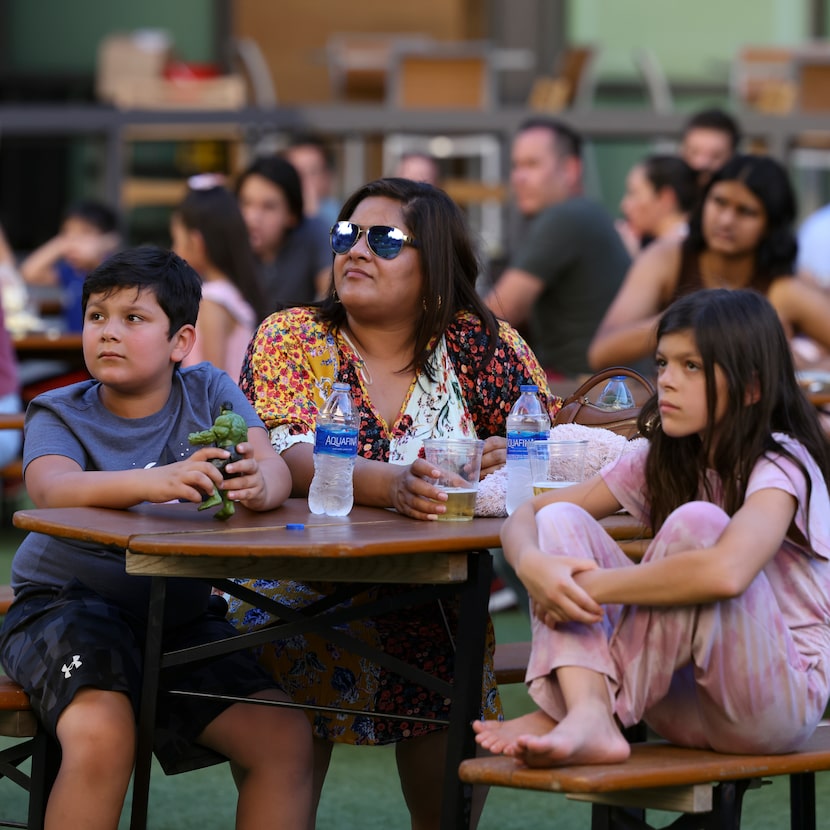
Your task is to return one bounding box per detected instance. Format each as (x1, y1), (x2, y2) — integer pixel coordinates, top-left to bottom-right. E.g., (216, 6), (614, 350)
(308, 382), (359, 516)
(505, 385), (550, 515)
(597, 375), (635, 410)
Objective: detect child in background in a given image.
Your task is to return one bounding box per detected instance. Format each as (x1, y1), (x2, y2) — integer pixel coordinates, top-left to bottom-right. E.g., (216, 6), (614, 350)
(171, 179), (267, 378)
(0, 247), (312, 829)
(20, 200), (120, 332)
(475, 288), (830, 767)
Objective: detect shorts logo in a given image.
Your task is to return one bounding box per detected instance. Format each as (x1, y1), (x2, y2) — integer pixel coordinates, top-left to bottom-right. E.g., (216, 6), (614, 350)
(61, 655), (82, 679)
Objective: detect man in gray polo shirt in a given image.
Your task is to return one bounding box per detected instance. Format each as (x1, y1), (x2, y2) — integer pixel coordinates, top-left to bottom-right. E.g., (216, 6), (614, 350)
(485, 117), (629, 381)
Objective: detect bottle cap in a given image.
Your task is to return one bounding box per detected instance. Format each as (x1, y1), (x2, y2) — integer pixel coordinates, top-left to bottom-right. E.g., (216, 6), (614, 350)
(286, 523), (305, 530)
(519, 384), (539, 392)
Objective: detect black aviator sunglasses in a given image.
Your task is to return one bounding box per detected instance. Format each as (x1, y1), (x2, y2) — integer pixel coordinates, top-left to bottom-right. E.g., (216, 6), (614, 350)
(330, 221), (418, 260)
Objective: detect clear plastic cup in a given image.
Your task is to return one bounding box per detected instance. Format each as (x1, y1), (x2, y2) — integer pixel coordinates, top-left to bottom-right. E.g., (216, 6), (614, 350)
(422, 438), (485, 521)
(528, 440), (588, 495)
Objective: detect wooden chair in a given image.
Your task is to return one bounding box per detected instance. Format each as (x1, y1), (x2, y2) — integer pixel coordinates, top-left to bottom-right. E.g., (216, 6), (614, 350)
(527, 45), (597, 113)
(383, 40), (505, 257)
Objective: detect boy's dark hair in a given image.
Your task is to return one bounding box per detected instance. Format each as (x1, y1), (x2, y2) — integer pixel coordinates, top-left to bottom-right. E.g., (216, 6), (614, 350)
(516, 116), (583, 160)
(235, 156), (304, 222)
(682, 108), (742, 151)
(64, 200), (119, 234)
(639, 288), (830, 534)
(82, 246), (201, 337)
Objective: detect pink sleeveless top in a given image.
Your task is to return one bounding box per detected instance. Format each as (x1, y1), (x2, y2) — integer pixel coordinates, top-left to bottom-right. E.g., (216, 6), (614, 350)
(185, 281), (256, 379)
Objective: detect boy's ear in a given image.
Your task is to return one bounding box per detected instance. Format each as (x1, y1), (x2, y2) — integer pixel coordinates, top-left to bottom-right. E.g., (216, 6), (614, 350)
(170, 324), (196, 363)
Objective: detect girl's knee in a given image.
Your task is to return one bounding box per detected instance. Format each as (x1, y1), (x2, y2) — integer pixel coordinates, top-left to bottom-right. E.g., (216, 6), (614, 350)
(652, 502), (730, 555)
(537, 502), (624, 565)
(537, 502), (594, 549)
(538, 501), (592, 525)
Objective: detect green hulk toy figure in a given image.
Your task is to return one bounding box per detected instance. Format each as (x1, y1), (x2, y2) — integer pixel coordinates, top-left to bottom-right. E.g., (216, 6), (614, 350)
(188, 401), (248, 520)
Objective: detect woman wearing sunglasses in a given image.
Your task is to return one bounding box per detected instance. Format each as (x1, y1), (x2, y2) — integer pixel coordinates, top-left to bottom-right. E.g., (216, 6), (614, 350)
(227, 177), (560, 828)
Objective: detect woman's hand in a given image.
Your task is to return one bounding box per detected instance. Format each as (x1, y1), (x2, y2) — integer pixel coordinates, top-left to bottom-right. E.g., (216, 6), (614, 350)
(480, 435), (506, 479)
(518, 548), (603, 628)
(387, 457), (450, 521)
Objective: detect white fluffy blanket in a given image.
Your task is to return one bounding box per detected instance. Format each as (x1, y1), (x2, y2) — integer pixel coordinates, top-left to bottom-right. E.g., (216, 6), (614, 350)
(475, 424), (648, 517)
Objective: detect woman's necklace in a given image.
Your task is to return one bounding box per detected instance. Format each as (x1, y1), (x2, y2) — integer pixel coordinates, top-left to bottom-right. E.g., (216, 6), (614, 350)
(340, 329), (373, 385)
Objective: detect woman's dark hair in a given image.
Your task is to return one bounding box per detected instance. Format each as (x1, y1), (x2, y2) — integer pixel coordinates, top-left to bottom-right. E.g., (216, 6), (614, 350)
(174, 186), (269, 321)
(639, 288), (830, 534)
(83, 246), (201, 337)
(318, 177), (499, 379)
(235, 156), (304, 223)
(640, 154), (698, 214)
(684, 154), (798, 290)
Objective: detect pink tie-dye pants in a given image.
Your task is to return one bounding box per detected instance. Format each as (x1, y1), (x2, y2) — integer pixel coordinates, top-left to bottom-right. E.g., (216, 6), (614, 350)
(525, 501), (827, 753)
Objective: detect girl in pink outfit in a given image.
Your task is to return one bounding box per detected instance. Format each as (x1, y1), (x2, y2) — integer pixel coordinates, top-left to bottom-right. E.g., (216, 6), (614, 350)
(172, 182), (268, 378)
(475, 288), (830, 768)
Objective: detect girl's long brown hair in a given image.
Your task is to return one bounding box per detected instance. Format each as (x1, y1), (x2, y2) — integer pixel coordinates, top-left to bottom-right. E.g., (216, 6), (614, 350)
(638, 288), (830, 533)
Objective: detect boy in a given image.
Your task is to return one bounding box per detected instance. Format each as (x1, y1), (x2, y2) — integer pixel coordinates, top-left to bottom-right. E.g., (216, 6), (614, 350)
(20, 200), (120, 332)
(0, 247), (312, 830)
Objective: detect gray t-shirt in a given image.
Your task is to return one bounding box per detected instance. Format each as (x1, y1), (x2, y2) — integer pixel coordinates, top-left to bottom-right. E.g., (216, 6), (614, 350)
(13, 363), (265, 626)
(259, 216), (332, 312)
(512, 196), (630, 377)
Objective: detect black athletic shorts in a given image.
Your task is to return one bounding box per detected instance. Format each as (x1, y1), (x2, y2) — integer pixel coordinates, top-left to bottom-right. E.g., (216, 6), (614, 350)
(0, 579), (279, 773)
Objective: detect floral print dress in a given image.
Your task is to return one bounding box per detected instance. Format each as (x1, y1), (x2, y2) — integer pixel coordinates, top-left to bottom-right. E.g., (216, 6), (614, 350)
(227, 306), (559, 744)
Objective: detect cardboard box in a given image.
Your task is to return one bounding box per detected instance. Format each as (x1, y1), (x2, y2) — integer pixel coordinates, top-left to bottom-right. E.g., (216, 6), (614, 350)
(97, 31), (247, 110)
(96, 31), (172, 103)
(104, 75), (247, 110)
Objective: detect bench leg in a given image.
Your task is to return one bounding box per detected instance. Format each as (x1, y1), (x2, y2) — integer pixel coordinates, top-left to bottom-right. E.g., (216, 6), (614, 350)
(26, 731), (60, 830)
(790, 772), (816, 830)
(0, 730), (59, 830)
(592, 780), (751, 830)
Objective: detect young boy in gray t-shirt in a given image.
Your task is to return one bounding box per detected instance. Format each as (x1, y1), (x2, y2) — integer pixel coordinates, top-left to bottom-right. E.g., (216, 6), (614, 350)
(0, 247), (312, 828)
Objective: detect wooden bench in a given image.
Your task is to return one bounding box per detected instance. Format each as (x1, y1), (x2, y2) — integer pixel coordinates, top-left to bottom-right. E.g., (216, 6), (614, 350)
(493, 640), (531, 686)
(460, 721), (830, 829)
(0, 585), (57, 829)
(0, 585), (14, 617)
(0, 677), (57, 829)
(0, 414), (25, 516)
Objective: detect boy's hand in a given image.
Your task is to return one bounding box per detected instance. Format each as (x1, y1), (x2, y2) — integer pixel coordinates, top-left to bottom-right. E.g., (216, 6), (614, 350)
(63, 231), (119, 271)
(218, 441), (270, 511)
(148, 446), (229, 505)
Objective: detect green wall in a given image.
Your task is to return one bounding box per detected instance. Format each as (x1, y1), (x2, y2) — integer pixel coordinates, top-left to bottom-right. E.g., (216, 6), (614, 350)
(6, 0), (217, 72)
(568, 0), (808, 83)
(564, 0), (814, 216)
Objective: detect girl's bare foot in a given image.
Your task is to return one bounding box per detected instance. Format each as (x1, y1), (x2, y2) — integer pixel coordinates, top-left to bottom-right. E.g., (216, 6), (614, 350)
(515, 704), (630, 768)
(473, 710), (557, 756)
